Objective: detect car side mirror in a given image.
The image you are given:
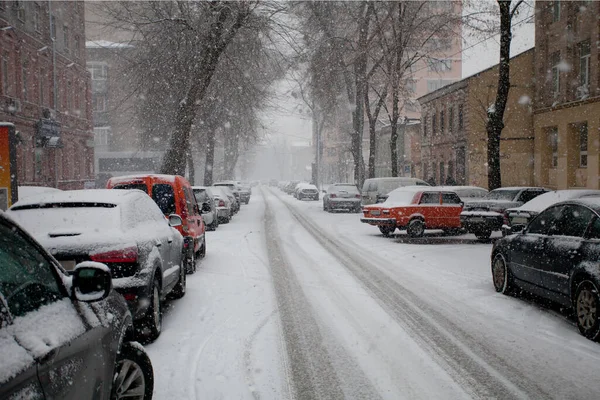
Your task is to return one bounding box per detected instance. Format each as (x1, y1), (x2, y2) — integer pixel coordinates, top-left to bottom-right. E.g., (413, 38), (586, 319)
(168, 214), (183, 227)
(72, 262), (112, 302)
(201, 202), (211, 213)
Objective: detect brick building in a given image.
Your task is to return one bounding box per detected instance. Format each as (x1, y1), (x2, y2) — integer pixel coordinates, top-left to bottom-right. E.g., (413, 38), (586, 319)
(0, 1), (93, 190)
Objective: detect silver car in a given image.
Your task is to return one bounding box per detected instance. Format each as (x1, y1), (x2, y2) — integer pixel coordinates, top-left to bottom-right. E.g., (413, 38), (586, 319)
(323, 183), (361, 212)
(192, 186), (219, 231)
(361, 177), (429, 205)
(211, 186), (233, 223)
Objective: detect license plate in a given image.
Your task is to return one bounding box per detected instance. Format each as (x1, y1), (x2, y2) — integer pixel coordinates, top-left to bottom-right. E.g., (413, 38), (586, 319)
(469, 217), (485, 223)
(60, 260), (77, 271)
(512, 216), (528, 224)
(371, 210), (381, 216)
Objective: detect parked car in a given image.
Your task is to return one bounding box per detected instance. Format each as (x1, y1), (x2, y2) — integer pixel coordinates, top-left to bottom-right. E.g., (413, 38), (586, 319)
(491, 198), (600, 340)
(237, 182), (252, 204)
(361, 186), (463, 237)
(285, 181), (301, 195)
(106, 174), (206, 273)
(436, 186), (488, 203)
(460, 187), (548, 240)
(504, 189), (600, 234)
(323, 183), (361, 212)
(211, 186), (233, 223)
(0, 211), (154, 399)
(6, 189), (186, 343)
(296, 183), (319, 200)
(361, 177), (429, 205)
(214, 181), (243, 204)
(17, 185), (61, 200)
(214, 184), (240, 214)
(192, 186), (219, 230)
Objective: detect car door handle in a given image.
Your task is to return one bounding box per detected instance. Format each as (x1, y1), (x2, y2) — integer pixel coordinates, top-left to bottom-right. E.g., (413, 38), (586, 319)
(167, 238), (173, 243)
(155, 240), (162, 247)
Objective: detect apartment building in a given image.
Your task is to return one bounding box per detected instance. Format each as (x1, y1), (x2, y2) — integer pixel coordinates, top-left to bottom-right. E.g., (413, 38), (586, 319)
(0, 0), (93, 189)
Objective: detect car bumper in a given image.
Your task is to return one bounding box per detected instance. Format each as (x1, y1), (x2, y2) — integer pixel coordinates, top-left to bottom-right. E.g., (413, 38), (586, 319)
(460, 214), (503, 232)
(360, 217), (396, 226)
(329, 200), (360, 209)
(240, 193), (250, 202)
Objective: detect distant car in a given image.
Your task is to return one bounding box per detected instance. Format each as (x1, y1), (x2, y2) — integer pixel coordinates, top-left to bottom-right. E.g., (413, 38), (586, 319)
(296, 183), (319, 200)
(17, 185), (61, 200)
(461, 187), (548, 240)
(504, 189), (600, 233)
(285, 181), (301, 195)
(436, 186), (488, 203)
(7, 189), (186, 343)
(192, 186), (219, 230)
(492, 198), (600, 341)
(0, 212), (154, 399)
(323, 183), (361, 212)
(106, 174), (206, 274)
(361, 186), (463, 237)
(361, 177), (429, 205)
(214, 181), (243, 204)
(214, 184), (239, 214)
(237, 183), (251, 204)
(211, 186), (233, 223)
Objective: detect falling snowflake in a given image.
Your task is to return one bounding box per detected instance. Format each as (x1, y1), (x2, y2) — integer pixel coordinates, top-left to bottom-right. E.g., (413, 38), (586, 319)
(518, 95), (531, 105)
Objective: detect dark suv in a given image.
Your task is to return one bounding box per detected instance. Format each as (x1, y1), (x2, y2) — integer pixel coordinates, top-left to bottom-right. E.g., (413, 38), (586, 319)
(0, 213), (154, 399)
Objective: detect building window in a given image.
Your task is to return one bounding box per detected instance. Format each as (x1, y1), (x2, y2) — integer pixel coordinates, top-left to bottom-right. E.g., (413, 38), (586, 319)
(39, 68), (46, 105)
(579, 39), (590, 89)
(34, 3), (41, 32)
(551, 1), (560, 22)
(427, 59), (452, 72)
(440, 109), (445, 134)
(549, 127), (558, 168)
(427, 79), (455, 93)
(439, 161), (445, 183)
(63, 25), (69, 53)
(88, 63), (108, 80)
(432, 111), (437, 135)
(579, 123), (588, 168)
(21, 66), (27, 100)
(423, 113), (428, 136)
(458, 104), (463, 130)
(92, 94), (106, 112)
(74, 35), (80, 58)
(50, 15), (56, 39)
(66, 80), (72, 111)
(1, 53), (8, 95)
(447, 161), (454, 181)
(15, 1), (24, 22)
(94, 127), (110, 146)
(550, 51), (560, 97)
(448, 107), (453, 133)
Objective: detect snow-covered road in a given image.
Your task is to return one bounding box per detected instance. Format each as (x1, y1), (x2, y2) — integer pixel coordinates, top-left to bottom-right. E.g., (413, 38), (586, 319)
(146, 187), (600, 399)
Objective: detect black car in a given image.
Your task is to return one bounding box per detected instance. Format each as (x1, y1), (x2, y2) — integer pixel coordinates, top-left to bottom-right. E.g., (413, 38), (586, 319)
(0, 212), (153, 399)
(491, 198), (600, 340)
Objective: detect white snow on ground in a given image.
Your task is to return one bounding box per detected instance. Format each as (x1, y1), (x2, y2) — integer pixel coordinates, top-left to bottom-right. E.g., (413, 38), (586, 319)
(147, 188), (600, 399)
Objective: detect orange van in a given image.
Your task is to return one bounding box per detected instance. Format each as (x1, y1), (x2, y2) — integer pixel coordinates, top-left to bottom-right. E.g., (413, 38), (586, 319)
(361, 186), (463, 237)
(106, 174), (205, 273)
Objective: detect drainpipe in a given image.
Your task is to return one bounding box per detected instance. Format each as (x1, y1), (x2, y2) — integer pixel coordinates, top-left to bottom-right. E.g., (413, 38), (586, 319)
(48, 0), (58, 188)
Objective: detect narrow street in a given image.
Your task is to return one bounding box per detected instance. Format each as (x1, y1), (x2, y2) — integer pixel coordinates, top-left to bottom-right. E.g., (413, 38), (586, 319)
(147, 188), (600, 400)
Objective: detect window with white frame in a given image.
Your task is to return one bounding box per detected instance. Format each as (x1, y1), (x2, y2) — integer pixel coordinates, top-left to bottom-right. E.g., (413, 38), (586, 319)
(92, 94), (106, 112)
(63, 25), (70, 53)
(579, 123), (588, 168)
(579, 40), (590, 88)
(34, 3), (40, 32)
(427, 59), (452, 72)
(87, 62), (108, 80)
(94, 127), (110, 146)
(549, 127), (558, 168)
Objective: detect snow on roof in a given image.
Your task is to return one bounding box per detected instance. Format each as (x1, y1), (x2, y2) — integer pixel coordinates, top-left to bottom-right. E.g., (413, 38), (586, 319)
(10, 189), (143, 208)
(514, 190), (600, 213)
(491, 186), (544, 191)
(108, 174), (178, 184)
(85, 40), (133, 49)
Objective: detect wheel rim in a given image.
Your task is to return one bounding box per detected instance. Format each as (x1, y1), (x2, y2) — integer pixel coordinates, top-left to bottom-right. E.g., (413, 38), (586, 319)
(113, 359), (146, 400)
(411, 221), (424, 236)
(492, 256), (506, 291)
(181, 268), (186, 294)
(153, 286), (161, 331)
(577, 287), (597, 330)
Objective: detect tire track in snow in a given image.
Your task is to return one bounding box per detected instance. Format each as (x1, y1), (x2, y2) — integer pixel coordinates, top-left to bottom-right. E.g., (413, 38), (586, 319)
(262, 190), (379, 400)
(269, 188), (552, 400)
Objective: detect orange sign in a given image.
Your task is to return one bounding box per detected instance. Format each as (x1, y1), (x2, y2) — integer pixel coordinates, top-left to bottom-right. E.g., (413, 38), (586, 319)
(0, 123), (17, 210)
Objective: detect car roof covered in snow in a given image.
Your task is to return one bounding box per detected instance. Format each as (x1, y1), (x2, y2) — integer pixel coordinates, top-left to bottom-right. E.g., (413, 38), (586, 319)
(490, 186), (545, 191)
(555, 197), (600, 213)
(108, 174), (179, 184)
(10, 189), (145, 209)
(436, 186), (488, 192)
(511, 189), (600, 213)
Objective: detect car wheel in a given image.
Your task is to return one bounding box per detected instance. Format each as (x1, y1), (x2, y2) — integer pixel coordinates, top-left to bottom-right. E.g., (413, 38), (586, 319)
(209, 218), (219, 230)
(407, 219), (425, 238)
(491, 253), (514, 295)
(354, 206), (362, 213)
(378, 225), (395, 237)
(475, 229), (492, 240)
(197, 239), (206, 259)
(185, 249), (196, 274)
(138, 278), (162, 343)
(169, 263), (186, 300)
(575, 280), (600, 340)
(111, 342), (154, 400)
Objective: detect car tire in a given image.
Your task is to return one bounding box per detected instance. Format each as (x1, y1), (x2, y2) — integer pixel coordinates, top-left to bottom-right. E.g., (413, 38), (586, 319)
(185, 249), (196, 274)
(169, 263), (186, 300)
(407, 219), (425, 238)
(138, 278), (162, 343)
(491, 253), (515, 295)
(378, 225), (395, 237)
(354, 206), (362, 213)
(574, 280), (600, 341)
(111, 342), (154, 400)
(197, 239), (206, 259)
(475, 229), (492, 240)
(209, 218), (219, 230)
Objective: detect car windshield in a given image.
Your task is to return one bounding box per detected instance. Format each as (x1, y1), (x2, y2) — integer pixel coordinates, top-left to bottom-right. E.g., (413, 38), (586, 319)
(485, 189), (520, 201)
(6, 2), (598, 398)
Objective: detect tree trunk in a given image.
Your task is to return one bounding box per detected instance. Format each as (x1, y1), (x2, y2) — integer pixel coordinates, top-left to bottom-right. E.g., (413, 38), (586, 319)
(204, 130), (216, 185)
(187, 148), (195, 185)
(390, 80), (400, 177)
(486, 1), (514, 190)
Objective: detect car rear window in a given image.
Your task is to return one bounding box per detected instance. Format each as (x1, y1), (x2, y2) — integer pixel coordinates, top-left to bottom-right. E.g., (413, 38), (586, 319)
(333, 185), (358, 194)
(385, 190), (417, 205)
(152, 184), (176, 215)
(112, 183), (148, 193)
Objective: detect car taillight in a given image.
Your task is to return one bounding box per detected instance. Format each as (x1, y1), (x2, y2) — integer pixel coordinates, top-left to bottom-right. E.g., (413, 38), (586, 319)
(179, 197), (188, 219)
(355, 194), (360, 198)
(219, 199), (225, 207)
(330, 194), (337, 198)
(91, 246), (138, 263)
(123, 293), (137, 302)
(503, 211), (509, 225)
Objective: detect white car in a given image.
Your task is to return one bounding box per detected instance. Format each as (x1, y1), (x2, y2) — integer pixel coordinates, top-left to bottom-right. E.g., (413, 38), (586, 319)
(17, 185), (61, 200)
(211, 186), (233, 223)
(296, 183), (319, 201)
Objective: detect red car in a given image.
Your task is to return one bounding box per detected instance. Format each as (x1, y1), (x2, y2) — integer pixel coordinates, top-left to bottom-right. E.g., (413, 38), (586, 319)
(361, 186), (464, 237)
